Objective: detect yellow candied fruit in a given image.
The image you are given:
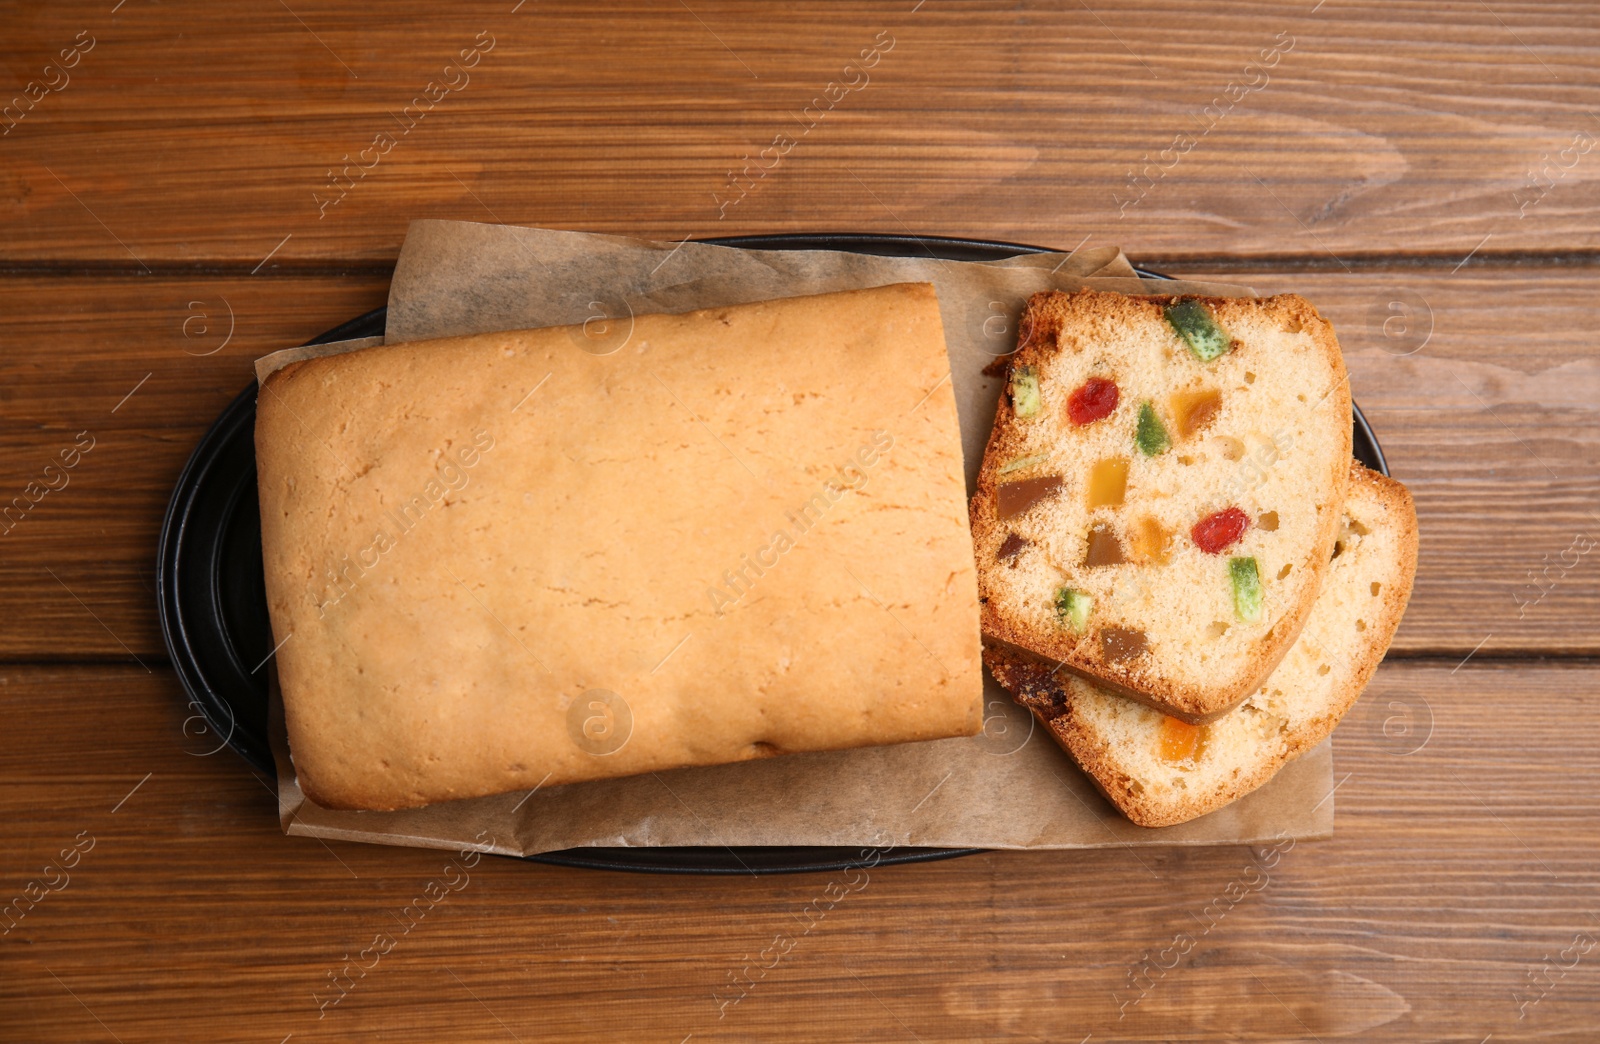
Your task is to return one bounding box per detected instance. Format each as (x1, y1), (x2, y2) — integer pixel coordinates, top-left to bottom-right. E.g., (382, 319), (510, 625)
(1087, 456), (1130, 509)
(1129, 514), (1172, 564)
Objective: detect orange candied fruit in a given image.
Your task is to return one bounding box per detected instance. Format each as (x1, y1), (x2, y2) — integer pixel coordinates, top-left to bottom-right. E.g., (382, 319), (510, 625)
(1158, 716), (1205, 763)
(1130, 515), (1172, 564)
(1169, 388), (1222, 439)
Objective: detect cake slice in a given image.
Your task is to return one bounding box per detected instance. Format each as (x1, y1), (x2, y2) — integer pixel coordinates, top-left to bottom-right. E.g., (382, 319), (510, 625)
(986, 463), (1416, 827)
(972, 289), (1352, 722)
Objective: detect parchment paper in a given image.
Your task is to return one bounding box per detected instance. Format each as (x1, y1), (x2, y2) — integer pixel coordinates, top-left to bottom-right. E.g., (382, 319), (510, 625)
(263, 221), (1335, 856)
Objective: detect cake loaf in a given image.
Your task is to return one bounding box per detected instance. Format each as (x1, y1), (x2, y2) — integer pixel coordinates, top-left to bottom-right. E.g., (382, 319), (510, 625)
(987, 463), (1417, 826)
(971, 289), (1352, 722)
(256, 283), (983, 811)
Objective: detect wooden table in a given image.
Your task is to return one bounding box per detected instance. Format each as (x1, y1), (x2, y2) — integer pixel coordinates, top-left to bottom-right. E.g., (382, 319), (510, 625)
(4, 2), (1597, 1040)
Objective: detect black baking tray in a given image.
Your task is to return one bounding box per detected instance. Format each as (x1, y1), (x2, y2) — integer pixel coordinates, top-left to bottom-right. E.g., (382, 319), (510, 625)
(156, 232), (1388, 875)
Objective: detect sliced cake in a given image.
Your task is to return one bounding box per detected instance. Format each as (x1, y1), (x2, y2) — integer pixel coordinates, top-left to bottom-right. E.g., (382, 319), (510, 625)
(986, 463), (1417, 827)
(972, 289), (1352, 722)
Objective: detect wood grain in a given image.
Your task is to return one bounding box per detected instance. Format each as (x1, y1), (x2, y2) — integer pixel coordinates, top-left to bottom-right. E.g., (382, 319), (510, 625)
(2, 660), (1596, 1042)
(2, 1), (1598, 266)
(1, 266), (1594, 660)
(0, 275), (390, 661)
(4, 2), (1596, 1036)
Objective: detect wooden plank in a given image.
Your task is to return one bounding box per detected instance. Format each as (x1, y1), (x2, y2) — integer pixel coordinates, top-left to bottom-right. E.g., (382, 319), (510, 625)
(1, 265), (1593, 659)
(1, 660), (1596, 1041)
(2, 2), (1599, 265)
(0, 274), (391, 660)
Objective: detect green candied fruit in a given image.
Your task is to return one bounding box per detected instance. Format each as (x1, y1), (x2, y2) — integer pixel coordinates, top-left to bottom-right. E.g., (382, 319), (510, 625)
(998, 452), (1049, 476)
(1011, 364), (1041, 418)
(1165, 299), (1233, 362)
(1055, 587), (1093, 633)
(1230, 556), (1263, 623)
(1135, 401), (1171, 457)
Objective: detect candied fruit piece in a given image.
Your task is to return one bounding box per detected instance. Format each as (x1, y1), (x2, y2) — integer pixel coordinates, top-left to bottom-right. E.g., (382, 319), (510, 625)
(1087, 456), (1130, 508)
(1257, 510), (1280, 532)
(1170, 388), (1222, 438)
(998, 452), (1048, 476)
(1067, 377), (1119, 426)
(1230, 556), (1263, 622)
(1083, 523), (1127, 566)
(1055, 587), (1093, 632)
(1129, 515), (1172, 564)
(1158, 716), (1207, 763)
(997, 475), (1062, 519)
(997, 532), (1029, 562)
(1192, 507), (1249, 554)
(1135, 402), (1171, 457)
(1011, 365), (1041, 418)
(1100, 626), (1148, 664)
(1164, 299), (1234, 361)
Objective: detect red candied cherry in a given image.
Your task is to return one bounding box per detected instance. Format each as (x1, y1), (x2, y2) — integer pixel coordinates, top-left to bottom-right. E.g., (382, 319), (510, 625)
(1067, 378), (1119, 426)
(1191, 507), (1250, 554)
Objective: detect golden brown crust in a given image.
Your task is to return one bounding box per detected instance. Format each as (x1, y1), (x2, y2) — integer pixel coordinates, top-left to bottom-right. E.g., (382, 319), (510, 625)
(257, 282), (984, 811)
(971, 288), (1351, 722)
(983, 651), (1175, 825)
(985, 463), (1417, 827)
(1279, 467), (1418, 755)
